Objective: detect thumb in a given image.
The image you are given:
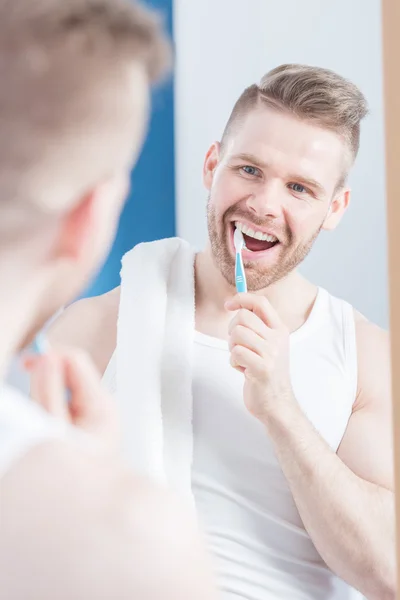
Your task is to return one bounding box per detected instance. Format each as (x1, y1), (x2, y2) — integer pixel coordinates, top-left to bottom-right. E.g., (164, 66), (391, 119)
(62, 349), (111, 420)
(30, 354), (71, 422)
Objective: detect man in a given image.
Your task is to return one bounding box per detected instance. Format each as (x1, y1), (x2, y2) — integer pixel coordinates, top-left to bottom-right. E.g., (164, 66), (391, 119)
(0, 1), (216, 599)
(49, 64), (395, 599)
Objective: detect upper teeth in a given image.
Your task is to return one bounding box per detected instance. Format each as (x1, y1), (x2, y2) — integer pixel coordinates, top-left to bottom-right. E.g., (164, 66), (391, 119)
(235, 222), (278, 243)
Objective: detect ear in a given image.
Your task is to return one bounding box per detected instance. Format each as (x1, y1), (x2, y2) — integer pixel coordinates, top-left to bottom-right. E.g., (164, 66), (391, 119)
(322, 188), (351, 231)
(52, 189), (100, 264)
(203, 142), (221, 191)
(51, 174), (129, 266)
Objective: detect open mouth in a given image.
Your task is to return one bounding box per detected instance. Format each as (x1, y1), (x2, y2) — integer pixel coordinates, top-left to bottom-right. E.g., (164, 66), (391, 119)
(233, 221), (280, 253)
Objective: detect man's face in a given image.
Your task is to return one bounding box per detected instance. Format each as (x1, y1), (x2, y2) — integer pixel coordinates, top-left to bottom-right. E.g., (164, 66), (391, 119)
(205, 106), (350, 290)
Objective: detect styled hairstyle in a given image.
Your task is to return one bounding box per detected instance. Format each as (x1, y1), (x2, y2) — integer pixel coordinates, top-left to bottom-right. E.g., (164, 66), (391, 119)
(221, 64), (368, 184)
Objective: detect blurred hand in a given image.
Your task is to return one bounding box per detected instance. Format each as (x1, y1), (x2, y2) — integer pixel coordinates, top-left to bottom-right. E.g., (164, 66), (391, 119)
(25, 347), (120, 455)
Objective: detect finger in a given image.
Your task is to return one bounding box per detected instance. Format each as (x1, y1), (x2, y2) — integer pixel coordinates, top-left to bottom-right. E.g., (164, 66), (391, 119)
(61, 349), (111, 420)
(22, 355), (40, 371)
(231, 362), (246, 375)
(62, 350), (118, 444)
(230, 345), (266, 378)
(30, 354), (71, 422)
(225, 293), (282, 329)
(228, 308), (270, 339)
(229, 325), (266, 358)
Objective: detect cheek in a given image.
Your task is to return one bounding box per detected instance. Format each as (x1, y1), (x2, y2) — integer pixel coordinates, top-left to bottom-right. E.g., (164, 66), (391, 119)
(211, 172), (246, 216)
(285, 203), (327, 239)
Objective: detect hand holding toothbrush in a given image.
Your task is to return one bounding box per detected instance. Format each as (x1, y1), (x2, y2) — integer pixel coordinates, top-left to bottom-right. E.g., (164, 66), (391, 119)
(227, 229), (295, 422)
(24, 340), (120, 455)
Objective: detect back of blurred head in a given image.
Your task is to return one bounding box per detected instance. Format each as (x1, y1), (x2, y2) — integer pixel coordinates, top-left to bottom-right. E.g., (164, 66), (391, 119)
(0, 0), (170, 354)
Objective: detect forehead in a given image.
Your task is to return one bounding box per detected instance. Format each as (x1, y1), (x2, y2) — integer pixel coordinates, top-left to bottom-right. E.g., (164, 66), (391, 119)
(225, 106), (346, 190)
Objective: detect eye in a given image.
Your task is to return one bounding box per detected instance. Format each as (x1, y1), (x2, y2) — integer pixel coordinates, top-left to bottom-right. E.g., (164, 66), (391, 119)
(241, 165), (260, 177)
(288, 182), (307, 194)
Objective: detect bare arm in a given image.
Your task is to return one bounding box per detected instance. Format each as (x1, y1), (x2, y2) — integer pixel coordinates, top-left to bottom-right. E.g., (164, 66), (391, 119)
(226, 293), (395, 599)
(0, 440), (217, 600)
(337, 315), (393, 490)
(264, 315), (395, 600)
(47, 287), (120, 375)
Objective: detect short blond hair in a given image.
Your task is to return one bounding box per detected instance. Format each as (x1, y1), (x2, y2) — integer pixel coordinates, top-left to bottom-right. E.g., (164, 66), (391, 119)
(221, 64), (368, 179)
(0, 0), (170, 223)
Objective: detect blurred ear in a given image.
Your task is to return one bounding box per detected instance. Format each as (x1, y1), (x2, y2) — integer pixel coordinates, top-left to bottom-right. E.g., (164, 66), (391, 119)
(52, 174), (129, 265)
(203, 142), (221, 191)
(52, 189), (99, 265)
(322, 188), (351, 231)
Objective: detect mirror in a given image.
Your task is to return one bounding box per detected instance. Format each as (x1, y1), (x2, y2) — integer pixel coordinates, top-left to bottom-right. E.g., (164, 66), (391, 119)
(382, 0), (400, 593)
(5, 1), (397, 599)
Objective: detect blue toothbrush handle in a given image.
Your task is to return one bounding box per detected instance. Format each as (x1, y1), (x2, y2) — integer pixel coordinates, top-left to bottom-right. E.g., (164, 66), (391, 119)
(235, 252), (247, 293)
(31, 333), (72, 403)
(31, 332), (50, 355)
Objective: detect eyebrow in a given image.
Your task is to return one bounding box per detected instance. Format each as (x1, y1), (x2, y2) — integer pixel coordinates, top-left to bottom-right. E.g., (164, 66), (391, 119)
(231, 153), (268, 169)
(230, 153), (326, 196)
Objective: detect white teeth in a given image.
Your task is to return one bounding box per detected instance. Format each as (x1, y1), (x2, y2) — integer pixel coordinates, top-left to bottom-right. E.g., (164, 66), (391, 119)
(241, 224), (253, 237)
(235, 221), (278, 243)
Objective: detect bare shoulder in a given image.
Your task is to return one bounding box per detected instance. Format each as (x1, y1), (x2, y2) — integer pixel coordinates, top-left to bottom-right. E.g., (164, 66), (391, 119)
(0, 439), (216, 600)
(353, 310), (391, 410)
(337, 311), (393, 488)
(48, 287), (120, 374)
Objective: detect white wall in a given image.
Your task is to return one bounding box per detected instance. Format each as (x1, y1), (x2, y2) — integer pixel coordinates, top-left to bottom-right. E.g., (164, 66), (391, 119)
(174, 0), (388, 329)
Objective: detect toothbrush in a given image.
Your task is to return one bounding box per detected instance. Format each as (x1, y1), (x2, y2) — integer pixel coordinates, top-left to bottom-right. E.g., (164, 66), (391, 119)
(31, 332), (50, 356)
(30, 332), (71, 403)
(234, 228), (247, 293)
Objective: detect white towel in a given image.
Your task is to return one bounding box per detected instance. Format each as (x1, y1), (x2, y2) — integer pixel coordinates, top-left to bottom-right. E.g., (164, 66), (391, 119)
(115, 237), (196, 505)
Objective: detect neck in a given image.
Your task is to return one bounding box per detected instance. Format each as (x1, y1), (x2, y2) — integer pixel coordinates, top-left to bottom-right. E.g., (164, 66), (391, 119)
(0, 257), (48, 383)
(195, 243), (318, 336)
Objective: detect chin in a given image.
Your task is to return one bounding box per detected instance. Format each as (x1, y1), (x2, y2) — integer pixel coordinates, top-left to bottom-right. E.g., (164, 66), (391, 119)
(18, 326), (42, 353)
(246, 272), (282, 291)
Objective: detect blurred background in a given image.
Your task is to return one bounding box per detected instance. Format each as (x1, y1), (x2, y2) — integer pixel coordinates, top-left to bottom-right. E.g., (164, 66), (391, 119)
(82, 0), (176, 298)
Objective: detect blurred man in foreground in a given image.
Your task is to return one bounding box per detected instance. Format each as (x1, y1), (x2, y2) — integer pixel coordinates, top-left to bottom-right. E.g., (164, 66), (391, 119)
(0, 1), (216, 599)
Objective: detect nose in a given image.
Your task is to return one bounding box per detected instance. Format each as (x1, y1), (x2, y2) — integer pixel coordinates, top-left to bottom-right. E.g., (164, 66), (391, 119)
(246, 181), (283, 219)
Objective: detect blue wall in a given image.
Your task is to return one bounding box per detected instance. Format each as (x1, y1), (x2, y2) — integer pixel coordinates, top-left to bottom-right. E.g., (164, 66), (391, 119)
(84, 0), (176, 298)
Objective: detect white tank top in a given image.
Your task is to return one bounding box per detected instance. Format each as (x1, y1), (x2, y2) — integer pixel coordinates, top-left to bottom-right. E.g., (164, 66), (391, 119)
(103, 284), (359, 599)
(191, 287), (358, 600)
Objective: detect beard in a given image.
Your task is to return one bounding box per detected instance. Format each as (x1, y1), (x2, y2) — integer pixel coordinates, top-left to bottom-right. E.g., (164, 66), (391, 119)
(207, 197), (323, 291)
